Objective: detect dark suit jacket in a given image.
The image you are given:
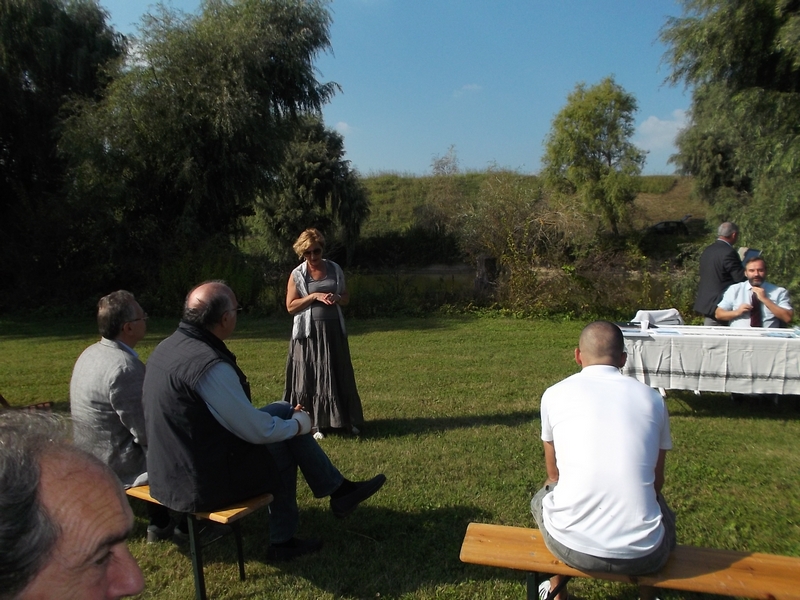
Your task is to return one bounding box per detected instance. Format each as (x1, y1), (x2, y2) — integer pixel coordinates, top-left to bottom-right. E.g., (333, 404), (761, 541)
(694, 239), (746, 318)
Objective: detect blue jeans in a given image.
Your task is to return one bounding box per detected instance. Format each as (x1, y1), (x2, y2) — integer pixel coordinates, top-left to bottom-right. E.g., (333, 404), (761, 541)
(260, 402), (344, 543)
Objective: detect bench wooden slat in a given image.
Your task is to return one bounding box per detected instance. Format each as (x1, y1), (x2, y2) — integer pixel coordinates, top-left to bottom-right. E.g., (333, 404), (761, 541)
(460, 523), (800, 600)
(124, 485), (273, 524)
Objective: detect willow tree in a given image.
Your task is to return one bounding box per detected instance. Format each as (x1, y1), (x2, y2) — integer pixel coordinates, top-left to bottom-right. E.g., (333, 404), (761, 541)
(661, 0), (800, 291)
(0, 0), (123, 307)
(252, 115), (370, 264)
(541, 76), (646, 237)
(62, 0), (339, 298)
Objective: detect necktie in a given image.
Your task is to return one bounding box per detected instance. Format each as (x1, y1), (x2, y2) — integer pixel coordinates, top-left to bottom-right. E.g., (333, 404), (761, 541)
(750, 292), (762, 327)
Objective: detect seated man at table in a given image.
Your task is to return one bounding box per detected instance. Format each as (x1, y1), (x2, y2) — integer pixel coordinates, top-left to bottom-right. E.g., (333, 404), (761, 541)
(714, 256), (793, 328)
(530, 321), (675, 600)
(142, 280), (386, 561)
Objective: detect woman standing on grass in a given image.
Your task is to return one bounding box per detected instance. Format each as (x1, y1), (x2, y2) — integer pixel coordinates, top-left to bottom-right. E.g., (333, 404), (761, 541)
(282, 228), (364, 439)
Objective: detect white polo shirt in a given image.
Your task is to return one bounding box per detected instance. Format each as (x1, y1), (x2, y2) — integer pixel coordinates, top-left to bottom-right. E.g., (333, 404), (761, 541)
(540, 365), (672, 559)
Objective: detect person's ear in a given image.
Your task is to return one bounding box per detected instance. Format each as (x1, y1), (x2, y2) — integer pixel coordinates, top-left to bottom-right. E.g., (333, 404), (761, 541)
(618, 352), (628, 369)
(574, 348), (582, 366)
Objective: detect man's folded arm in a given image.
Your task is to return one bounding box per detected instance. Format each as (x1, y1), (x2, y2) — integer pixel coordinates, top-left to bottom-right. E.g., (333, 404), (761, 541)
(195, 362), (298, 443)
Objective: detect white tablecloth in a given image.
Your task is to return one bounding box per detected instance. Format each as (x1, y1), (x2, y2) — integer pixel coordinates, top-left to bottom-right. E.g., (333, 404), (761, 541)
(621, 325), (800, 394)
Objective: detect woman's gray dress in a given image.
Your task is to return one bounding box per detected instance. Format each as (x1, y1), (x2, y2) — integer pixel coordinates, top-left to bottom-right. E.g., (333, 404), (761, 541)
(282, 269), (364, 431)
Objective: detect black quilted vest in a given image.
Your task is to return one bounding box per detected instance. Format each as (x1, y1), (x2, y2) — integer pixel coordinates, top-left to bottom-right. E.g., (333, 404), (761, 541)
(143, 322), (279, 512)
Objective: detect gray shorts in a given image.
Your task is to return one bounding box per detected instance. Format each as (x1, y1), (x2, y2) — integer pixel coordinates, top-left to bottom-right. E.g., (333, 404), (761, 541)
(530, 483), (676, 574)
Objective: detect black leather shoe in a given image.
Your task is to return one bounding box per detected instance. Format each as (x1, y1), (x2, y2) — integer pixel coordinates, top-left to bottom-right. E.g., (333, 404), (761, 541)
(266, 537), (323, 561)
(330, 474), (386, 518)
(173, 521), (231, 546)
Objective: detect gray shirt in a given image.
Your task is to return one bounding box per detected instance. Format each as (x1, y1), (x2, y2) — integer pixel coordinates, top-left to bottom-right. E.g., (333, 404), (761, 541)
(70, 338), (148, 487)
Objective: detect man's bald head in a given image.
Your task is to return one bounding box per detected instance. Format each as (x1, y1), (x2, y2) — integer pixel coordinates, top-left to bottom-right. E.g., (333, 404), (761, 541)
(182, 280), (236, 331)
(576, 321), (626, 368)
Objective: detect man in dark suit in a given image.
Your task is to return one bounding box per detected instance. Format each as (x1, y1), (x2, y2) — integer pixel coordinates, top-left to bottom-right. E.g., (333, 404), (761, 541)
(694, 222), (746, 325)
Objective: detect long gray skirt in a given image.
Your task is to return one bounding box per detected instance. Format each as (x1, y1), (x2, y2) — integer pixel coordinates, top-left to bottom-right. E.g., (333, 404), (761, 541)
(282, 319), (364, 430)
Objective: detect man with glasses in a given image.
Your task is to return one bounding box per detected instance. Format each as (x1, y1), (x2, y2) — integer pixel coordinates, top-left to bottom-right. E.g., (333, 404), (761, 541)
(70, 290), (172, 542)
(142, 280), (386, 561)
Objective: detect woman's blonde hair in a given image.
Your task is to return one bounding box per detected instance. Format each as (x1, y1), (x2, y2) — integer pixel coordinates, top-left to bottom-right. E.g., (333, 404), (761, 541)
(293, 228), (325, 258)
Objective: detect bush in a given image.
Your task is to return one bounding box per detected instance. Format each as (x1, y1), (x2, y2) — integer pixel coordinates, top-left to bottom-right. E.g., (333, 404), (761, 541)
(141, 239), (265, 317)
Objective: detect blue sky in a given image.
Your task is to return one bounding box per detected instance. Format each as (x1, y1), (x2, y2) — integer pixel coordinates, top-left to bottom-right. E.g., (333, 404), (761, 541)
(100, 0), (689, 176)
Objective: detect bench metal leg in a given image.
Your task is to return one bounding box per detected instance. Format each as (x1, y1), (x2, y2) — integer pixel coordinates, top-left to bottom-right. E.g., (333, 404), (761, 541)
(526, 573), (541, 600)
(232, 522), (245, 581)
(187, 515), (207, 600)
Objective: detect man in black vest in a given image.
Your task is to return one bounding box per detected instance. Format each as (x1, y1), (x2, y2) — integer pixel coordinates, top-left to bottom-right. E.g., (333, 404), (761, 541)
(694, 222), (746, 325)
(143, 281), (386, 561)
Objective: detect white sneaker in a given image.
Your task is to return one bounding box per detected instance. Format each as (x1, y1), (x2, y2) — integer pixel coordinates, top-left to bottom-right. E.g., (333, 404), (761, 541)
(313, 431), (325, 440)
(538, 580), (551, 600)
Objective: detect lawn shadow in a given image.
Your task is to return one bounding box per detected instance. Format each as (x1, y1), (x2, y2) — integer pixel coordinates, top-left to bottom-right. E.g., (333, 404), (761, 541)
(360, 410), (540, 439)
(0, 317), (97, 341)
(131, 502), (525, 598)
(247, 504), (526, 597)
(129, 499), (526, 598)
(667, 390), (800, 421)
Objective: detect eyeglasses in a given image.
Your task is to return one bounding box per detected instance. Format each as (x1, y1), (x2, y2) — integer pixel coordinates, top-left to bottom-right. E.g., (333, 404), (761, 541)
(126, 313), (148, 323)
(228, 305), (243, 314)
(303, 247), (322, 257)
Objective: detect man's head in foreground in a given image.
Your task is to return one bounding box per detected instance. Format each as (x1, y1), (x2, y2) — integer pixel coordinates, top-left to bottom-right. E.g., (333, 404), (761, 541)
(0, 411), (144, 600)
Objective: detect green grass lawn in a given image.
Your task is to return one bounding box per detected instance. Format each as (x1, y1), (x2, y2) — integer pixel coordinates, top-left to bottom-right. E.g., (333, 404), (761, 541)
(1, 315), (798, 599)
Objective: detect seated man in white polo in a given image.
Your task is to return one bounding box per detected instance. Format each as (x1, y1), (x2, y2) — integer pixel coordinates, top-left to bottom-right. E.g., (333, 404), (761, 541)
(530, 321), (675, 600)
(715, 256), (793, 328)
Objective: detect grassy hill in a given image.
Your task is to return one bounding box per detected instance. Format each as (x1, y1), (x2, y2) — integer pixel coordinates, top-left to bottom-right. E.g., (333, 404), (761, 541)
(361, 172), (707, 238)
(632, 176), (707, 233)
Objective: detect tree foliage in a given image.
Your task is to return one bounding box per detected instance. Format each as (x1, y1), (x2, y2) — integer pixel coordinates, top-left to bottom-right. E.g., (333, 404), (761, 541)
(0, 0), (124, 306)
(662, 0), (800, 292)
(541, 76), (646, 236)
(251, 115), (369, 264)
(59, 0), (338, 298)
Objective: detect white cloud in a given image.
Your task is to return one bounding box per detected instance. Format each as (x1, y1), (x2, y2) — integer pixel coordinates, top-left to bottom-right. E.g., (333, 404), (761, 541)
(453, 83), (482, 98)
(635, 109), (688, 152)
(334, 121), (353, 136)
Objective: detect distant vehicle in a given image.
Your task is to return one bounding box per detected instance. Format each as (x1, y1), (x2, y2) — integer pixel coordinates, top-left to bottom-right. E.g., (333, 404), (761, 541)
(646, 214), (691, 235)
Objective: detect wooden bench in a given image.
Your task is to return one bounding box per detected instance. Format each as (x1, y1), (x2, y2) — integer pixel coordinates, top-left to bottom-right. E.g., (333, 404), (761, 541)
(126, 485), (273, 600)
(460, 523), (800, 600)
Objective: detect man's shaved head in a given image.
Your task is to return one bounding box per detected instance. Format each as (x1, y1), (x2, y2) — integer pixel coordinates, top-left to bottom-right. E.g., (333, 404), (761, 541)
(577, 321), (626, 368)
